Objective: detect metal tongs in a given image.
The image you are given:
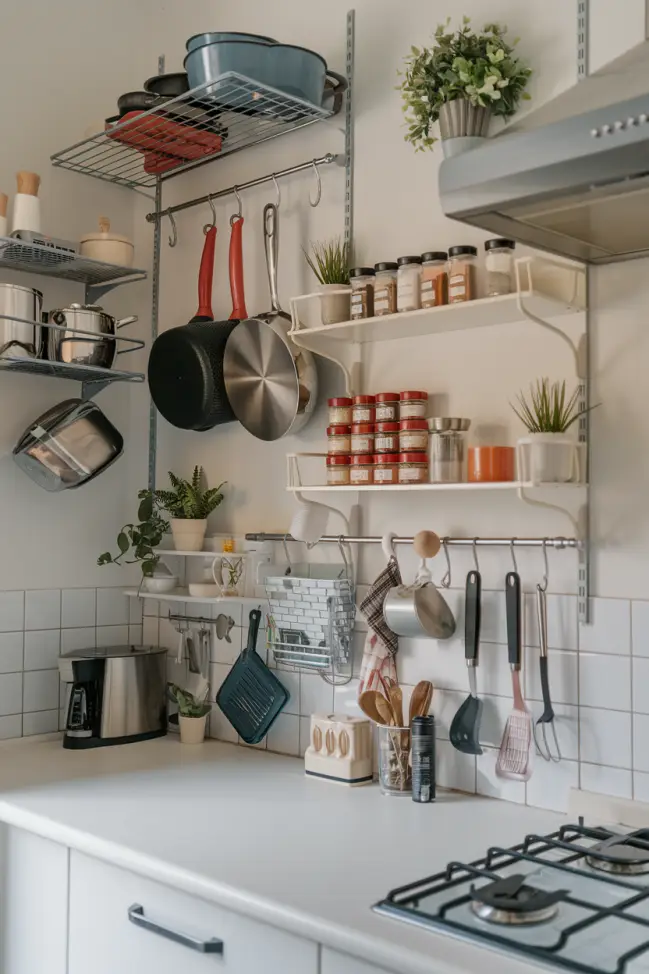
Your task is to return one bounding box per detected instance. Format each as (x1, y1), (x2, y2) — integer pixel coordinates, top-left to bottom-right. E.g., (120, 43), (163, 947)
(533, 582), (562, 762)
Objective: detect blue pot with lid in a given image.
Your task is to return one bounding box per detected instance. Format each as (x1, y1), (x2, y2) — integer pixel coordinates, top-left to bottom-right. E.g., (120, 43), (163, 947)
(186, 31), (278, 53)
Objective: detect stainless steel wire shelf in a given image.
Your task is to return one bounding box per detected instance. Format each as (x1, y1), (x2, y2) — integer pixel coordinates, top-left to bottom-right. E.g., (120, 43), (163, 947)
(51, 72), (338, 191)
(0, 356), (145, 386)
(0, 237), (146, 287)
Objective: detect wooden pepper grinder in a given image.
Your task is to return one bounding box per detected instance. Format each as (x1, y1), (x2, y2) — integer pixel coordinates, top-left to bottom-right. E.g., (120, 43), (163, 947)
(11, 171), (41, 235)
(0, 194), (8, 237)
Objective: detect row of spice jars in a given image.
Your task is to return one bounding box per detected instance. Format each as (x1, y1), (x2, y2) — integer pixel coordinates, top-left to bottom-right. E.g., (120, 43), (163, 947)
(327, 418), (430, 456)
(328, 391), (428, 426)
(327, 453), (429, 486)
(349, 239), (516, 319)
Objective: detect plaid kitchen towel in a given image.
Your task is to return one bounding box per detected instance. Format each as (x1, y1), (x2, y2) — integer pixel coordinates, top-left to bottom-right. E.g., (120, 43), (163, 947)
(359, 556), (402, 658)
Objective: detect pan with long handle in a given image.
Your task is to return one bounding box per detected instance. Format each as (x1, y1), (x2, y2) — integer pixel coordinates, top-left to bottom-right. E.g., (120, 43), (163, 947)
(147, 219), (246, 431)
(223, 203), (318, 441)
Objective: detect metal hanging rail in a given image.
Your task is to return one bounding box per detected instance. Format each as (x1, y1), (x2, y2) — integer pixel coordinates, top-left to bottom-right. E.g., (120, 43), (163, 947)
(145, 152), (341, 223)
(245, 534), (579, 549)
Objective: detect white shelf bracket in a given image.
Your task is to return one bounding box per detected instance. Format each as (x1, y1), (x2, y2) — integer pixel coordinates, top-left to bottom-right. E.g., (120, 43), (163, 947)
(516, 486), (580, 540)
(289, 293), (360, 395)
(515, 257), (583, 378)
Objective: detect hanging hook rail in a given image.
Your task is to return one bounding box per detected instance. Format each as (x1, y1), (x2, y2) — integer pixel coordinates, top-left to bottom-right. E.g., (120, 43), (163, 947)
(246, 533), (579, 549)
(146, 153), (340, 224)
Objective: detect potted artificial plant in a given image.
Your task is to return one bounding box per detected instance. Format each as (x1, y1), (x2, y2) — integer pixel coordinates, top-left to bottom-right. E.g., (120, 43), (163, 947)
(98, 490), (171, 586)
(512, 379), (594, 484)
(399, 17), (532, 158)
(304, 237), (351, 325)
(168, 684), (211, 744)
(153, 467), (225, 552)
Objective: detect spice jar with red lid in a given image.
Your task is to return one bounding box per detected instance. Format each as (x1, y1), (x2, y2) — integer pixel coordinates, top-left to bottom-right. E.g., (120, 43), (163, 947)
(328, 397), (352, 425)
(374, 453), (400, 485)
(400, 391), (428, 420)
(326, 454), (351, 486)
(351, 423), (375, 455)
(399, 452), (429, 484)
(350, 454), (374, 485)
(327, 425), (352, 454)
(399, 418), (429, 452)
(375, 422), (400, 453)
(375, 392), (400, 423)
(352, 395), (375, 424)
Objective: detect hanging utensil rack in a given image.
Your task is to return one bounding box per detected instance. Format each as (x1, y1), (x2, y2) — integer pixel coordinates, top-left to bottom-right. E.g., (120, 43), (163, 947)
(246, 533), (579, 549)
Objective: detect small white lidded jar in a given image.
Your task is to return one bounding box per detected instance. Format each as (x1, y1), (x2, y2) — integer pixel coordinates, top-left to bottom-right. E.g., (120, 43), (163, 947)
(397, 256), (422, 312)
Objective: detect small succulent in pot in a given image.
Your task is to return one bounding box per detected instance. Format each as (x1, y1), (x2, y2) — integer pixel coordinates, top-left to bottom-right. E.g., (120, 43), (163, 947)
(153, 466), (225, 552)
(511, 379), (595, 433)
(398, 17), (532, 153)
(168, 683), (211, 744)
(304, 237), (351, 325)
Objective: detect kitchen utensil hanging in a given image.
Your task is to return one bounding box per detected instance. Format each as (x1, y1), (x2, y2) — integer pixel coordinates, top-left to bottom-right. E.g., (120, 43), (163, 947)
(223, 202), (318, 441)
(383, 531), (455, 640)
(449, 569), (483, 755)
(496, 570), (534, 781)
(533, 576), (562, 762)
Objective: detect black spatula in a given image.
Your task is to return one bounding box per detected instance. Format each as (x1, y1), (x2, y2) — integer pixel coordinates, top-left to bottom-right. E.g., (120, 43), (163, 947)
(216, 609), (289, 744)
(449, 571), (484, 755)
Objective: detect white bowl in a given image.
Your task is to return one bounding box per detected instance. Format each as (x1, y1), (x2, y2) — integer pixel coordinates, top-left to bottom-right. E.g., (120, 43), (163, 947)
(143, 575), (178, 594)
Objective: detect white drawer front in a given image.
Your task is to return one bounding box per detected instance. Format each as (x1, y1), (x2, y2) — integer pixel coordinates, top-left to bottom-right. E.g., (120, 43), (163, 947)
(68, 850), (318, 974)
(322, 947), (398, 974)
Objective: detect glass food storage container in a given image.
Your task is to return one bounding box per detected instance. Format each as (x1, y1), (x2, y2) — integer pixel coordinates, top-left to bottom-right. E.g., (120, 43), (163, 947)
(328, 397), (352, 425)
(327, 425), (351, 455)
(374, 262), (398, 316)
(398, 452), (429, 484)
(429, 431), (465, 483)
(421, 252), (448, 308)
(350, 267), (375, 320)
(397, 256), (422, 312)
(373, 453), (400, 485)
(375, 422), (400, 454)
(448, 245), (478, 303)
(375, 393), (400, 423)
(400, 391), (428, 420)
(350, 454), (374, 485)
(351, 395), (375, 424)
(326, 454), (351, 486)
(485, 238), (516, 296)
(378, 725), (412, 796)
(351, 423), (375, 455)
(399, 419), (429, 452)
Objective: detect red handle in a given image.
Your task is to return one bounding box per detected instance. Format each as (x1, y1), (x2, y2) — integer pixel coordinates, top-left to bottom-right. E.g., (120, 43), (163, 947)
(197, 225), (217, 319)
(229, 217), (248, 320)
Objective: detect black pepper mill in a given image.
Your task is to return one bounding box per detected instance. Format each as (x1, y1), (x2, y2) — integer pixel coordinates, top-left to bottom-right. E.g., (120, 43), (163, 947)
(411, 715), (436, 803)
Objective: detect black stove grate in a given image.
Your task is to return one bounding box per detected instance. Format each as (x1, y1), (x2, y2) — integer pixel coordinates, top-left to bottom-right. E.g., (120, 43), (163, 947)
(374, 825), (649, 974)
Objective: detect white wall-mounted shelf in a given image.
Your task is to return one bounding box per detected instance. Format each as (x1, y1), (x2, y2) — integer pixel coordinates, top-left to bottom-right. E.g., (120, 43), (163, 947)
(153, 549), (250, 559)
(287, 481), (587, 494)
(124, 587), (261, 606)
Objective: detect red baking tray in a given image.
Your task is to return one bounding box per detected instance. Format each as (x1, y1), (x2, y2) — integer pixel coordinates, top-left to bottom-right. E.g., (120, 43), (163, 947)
(107, 111), (222, 162)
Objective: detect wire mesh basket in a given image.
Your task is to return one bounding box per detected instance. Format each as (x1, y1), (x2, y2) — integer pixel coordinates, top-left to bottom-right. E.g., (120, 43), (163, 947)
(265, 572), (355, 684)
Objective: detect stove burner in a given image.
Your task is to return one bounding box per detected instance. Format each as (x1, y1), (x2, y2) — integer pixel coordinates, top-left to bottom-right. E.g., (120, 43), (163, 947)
(470, 875), (566, 926)
(586, 831), (649, 875)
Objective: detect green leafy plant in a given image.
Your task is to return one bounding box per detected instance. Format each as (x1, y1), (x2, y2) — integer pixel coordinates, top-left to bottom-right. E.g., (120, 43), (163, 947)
(303, 238), (350, 285)
(398, 17), (532, 151)
(168, 683), (210, 718)
(511, 379), (597, 433)
(97, 490), (168, 577)
(153, 466), (225, 520)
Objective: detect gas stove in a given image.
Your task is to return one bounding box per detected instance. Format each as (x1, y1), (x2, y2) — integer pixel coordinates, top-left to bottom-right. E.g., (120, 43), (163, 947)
(374, 823), (649, 974)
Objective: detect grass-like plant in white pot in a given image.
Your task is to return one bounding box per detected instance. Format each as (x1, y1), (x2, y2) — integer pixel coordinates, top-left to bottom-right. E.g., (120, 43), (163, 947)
(399, 17), (532, 158)
(304, 237), (350, 325)
(168, 683), (211, 744)
(512, 379), (595, 484)
(154, 467), (225, 552)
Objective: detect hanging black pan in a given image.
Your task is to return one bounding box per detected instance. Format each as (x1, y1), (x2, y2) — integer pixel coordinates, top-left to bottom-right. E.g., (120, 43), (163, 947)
(148, 219), (245, 430)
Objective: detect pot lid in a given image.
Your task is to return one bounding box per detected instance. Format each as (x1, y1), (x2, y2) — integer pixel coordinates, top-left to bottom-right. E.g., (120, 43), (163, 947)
(80, 217), (133, 246)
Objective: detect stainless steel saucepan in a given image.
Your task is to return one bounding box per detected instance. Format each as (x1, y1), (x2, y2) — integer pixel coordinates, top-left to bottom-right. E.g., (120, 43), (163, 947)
(0, 283), (43, 359)
(223, 203), (317, 441)
(46, 303), (137, 369)
(383, 561), (456, 640)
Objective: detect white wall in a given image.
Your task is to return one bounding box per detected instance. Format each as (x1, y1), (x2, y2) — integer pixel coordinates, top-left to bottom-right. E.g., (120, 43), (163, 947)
(0, 0), (157, 589)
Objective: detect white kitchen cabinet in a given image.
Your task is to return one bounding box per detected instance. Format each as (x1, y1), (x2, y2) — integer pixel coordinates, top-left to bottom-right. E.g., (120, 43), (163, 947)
(68, 850), (319, 974)
(0, 826), (68, 974)
(589, 0), (648, 74)
(322, 947), (398, 974)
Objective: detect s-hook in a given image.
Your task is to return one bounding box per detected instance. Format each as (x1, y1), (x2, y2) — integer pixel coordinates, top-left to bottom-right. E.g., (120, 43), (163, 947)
(167, 210), (178, 248)
(472, 538), (480, 574)
(539, 538), (549, 592)
(204, 194), (216, 235)
(272, 173), (281, 209)
(309, 160), (322, 207)
(510, 539), (519, 575)
(441, 538), (452, 589)
(230, 185), (243, 226)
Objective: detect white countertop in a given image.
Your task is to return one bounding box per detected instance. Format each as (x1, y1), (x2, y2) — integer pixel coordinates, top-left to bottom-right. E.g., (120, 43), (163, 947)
(0, 737), (568, 974)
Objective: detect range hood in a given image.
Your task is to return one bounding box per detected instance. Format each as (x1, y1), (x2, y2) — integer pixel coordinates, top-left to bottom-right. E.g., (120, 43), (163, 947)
(439, 48), (649, 265)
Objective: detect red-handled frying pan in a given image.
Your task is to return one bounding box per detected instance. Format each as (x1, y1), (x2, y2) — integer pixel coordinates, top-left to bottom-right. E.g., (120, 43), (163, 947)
(148, 220), (245, 431)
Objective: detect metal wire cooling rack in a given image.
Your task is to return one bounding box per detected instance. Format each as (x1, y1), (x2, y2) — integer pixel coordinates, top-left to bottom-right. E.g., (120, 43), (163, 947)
(0, 237), (146, 287)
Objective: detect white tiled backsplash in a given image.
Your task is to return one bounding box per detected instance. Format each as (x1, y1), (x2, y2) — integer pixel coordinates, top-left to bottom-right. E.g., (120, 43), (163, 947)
(0, 587), (142, 739)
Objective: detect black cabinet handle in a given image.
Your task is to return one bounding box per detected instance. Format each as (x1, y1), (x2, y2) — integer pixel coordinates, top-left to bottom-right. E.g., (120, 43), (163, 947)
(128, 904), (224, 954)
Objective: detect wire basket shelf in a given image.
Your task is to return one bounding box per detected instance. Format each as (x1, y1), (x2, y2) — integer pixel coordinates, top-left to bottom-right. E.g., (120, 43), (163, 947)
(51, 72), (337, 191)
(0, 237), (146, 287)
(0, 356), (144, 385)
(265, 573), (355, 683)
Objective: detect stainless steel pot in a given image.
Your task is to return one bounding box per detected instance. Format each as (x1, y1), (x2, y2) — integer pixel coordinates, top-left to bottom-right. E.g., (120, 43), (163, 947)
(224, 203), (317, 441)
(13, 398), (123, 492)
(383, 564), (456, 640)
(0, 283), (43, 360)
(46, 304), (137, 369)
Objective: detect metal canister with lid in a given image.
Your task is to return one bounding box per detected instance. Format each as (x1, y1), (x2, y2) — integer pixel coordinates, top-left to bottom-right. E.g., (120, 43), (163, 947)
(411, 715), (436, 803)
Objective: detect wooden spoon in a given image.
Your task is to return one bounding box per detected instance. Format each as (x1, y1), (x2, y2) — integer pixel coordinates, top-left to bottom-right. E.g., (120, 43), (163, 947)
(388, 684), (405, 728)
(375, 692), (397, 726)
(409, 681), (433, 724)
(359, 690), (389, 725)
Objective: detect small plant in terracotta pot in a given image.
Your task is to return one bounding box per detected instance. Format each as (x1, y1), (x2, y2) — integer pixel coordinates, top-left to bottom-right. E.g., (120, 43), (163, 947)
(168, 683), (211, 744)
(304, 237), (351, 325)
(154, 467), (225, 552)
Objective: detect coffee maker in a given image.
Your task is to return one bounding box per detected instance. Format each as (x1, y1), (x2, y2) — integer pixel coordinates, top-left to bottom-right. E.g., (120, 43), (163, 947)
(59, 645), (167, 749)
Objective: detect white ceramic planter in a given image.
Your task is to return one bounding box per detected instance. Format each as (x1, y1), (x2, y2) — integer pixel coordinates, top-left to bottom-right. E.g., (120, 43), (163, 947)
(319, 284), (351, 325)
(517, 433), (581, 484)
(170, 518), (207, 552)
(179, 713), (209, 744)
